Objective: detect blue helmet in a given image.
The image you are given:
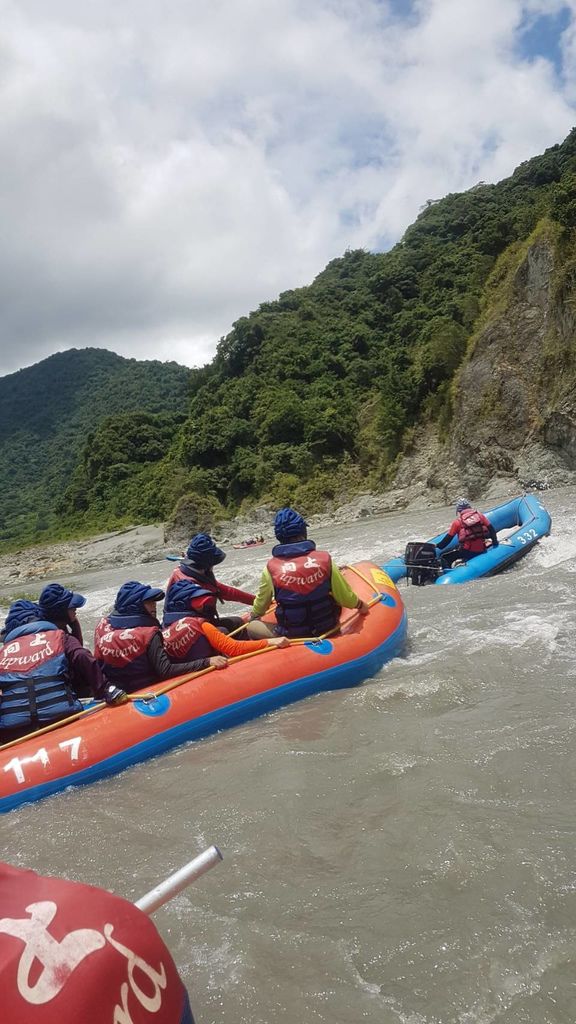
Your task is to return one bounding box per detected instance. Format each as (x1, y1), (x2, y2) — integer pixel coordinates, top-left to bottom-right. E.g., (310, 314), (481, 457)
(114, 581), (165, 615)
(274, 508), (308, 542)
(39, 583), (86, 615)
(186, 534), (225, 567)
(164, 579), (214, 614)
(455, 498), (471, 514)
(4, 599), (42, 636)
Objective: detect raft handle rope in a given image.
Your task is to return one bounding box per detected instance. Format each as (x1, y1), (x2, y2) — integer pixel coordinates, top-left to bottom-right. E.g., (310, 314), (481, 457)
(342, 563), (382, 595)
(0, 700), (107, 752)
(0, 691), (159, 750)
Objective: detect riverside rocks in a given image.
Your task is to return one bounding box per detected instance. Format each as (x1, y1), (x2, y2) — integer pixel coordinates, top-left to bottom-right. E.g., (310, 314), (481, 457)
(0, 472), (561, 590)
(0, 495), (413, 589)
(0, 525), (166, 590)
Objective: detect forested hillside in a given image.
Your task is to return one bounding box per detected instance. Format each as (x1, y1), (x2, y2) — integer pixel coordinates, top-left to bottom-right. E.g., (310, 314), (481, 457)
(3, 130), (576, 550)
(0, 349), (190, 548)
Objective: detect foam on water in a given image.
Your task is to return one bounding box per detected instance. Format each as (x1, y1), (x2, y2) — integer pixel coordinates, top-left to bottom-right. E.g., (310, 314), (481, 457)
(459, 610), (568, 653)
(84, 586), (117, 618)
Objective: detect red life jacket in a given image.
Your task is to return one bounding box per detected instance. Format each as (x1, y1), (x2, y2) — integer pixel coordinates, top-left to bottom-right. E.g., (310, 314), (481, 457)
(166, 564), (218, 596)
(456, 508), (490, 553)
(165, 565), (254, 612)
(94, 616), (160, 691)
(162, 618), (213, 663)
(267, 547), (339, 638)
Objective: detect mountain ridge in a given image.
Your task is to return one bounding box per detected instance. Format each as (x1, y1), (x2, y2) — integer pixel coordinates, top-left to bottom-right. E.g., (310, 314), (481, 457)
(2, 129), (576, 550)
(0, 347), (191, 549)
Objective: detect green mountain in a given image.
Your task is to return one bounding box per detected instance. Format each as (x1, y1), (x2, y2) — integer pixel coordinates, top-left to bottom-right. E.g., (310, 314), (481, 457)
(3, 130), (576, 550)
(0, 348), (190, 548)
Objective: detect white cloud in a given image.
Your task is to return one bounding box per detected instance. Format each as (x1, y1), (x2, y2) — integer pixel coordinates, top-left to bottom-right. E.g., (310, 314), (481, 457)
(0, 0), (575, 375)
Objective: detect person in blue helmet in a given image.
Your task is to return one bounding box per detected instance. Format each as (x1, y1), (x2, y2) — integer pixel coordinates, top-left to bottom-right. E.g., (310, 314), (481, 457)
(94, 580), (228, 693)
(39, 582), (128, 701)
(39, 582), (87, 645)
(165, 533), (255, 633)
(436, 497), (499, 567)
(245, 508), (370, 640)
(162, 579), (288, 663)
(0, 600), (126, 742)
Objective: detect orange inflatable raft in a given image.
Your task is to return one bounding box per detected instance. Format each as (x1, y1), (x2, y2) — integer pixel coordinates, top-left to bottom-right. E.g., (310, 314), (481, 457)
(0, 562), (406, 813)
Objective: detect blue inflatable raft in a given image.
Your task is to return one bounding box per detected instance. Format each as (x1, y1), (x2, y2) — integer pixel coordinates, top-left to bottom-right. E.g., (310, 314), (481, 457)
(384, 494), (552, 586)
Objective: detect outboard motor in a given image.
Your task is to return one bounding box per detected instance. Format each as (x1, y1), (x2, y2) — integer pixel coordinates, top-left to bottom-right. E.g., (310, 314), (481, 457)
(404, 542), (442, 586)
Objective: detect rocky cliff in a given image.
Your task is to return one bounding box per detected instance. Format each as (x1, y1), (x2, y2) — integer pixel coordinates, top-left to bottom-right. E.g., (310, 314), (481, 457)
(390, 221), (576, 506)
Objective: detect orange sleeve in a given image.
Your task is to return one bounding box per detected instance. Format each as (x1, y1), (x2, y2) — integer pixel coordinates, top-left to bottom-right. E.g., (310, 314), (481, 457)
(201, 621), (269, 658)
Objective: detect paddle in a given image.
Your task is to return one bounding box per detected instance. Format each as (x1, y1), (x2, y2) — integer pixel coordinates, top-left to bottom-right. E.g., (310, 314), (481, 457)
(139, 606), (384, 701)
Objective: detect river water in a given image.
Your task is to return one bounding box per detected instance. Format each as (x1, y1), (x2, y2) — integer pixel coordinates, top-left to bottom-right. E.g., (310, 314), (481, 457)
(2, 488), (576, 1024)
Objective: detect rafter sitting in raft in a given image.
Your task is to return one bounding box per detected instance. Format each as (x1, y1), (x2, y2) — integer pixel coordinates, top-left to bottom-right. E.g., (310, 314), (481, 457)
(162, 579), (289, 662)
(165, 534), (255, 633)
(0, 600), (126, 743)
(245, 508), (370, 640)
(94, 581), (228, 694)
(39, 582), (87, 646)
(436, 497), (499, 568)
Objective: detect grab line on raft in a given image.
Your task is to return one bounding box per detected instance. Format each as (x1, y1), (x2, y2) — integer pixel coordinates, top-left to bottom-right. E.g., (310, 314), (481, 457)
(0, 700), (107, 752)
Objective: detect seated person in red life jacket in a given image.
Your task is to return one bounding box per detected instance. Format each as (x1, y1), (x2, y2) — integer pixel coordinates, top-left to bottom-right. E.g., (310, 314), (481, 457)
(0, 600), (127, 743)
(165, 534), (255, 633)
(244, 508), (370, 640)
(436, 498), (499, 567)
(94, 581), (229, 694)
(162, 579), (289, 662)
(39, 582), (86, 647)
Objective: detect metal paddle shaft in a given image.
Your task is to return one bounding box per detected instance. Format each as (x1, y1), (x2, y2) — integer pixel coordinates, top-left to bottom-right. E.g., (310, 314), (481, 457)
(135, 846), (223, 914)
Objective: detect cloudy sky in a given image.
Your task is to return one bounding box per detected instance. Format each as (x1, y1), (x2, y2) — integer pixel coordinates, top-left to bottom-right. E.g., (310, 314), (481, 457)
(1, 0), (576, 376)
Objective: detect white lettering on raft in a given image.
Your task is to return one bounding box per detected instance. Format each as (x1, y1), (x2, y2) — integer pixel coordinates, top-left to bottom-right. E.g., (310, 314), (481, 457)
(3, 737), (83, 785)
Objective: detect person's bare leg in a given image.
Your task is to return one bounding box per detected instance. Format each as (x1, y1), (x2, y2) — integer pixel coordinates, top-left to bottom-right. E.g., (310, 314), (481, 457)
(245, 620), (276, 639)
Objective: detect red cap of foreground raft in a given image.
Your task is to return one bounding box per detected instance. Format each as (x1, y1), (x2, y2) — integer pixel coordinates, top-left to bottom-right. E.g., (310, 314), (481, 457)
(0, 861), (194, 1024)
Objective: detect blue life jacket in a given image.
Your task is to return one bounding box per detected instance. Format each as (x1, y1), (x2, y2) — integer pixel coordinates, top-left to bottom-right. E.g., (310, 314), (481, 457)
(162, 615), (214, 663)
(94, 613), (160, 692)
(0, 621), (82, 730)
(267, 541), (339, 638)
